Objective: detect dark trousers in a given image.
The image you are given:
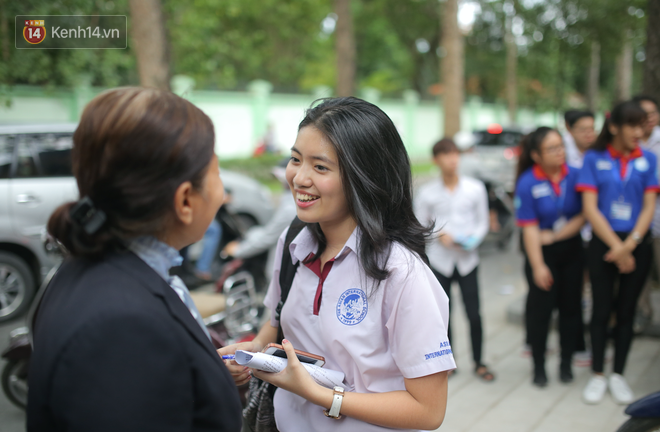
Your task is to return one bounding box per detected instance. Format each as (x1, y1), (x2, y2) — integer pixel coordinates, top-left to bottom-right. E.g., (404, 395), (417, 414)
(587, 232), (653, 374)
(433, 266), (483, 366)
(524, 235), (584, 370)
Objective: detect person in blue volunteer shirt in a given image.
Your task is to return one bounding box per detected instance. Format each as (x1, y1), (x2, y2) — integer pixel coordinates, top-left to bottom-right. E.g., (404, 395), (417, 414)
(577, 101), (659, 405)
(515, 127), (586, 388)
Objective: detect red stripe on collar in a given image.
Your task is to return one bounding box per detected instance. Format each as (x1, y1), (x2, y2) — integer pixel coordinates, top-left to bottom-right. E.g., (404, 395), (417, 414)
(532, 164), (568, 195)
(607, 144), (643, 178)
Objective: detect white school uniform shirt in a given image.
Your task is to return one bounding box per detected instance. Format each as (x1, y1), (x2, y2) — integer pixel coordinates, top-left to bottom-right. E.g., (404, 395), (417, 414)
(263, 226), (455, 432)
(414, 176), (489, 277)
(641, 125), (660, 237)
(563, 131), (585, 168)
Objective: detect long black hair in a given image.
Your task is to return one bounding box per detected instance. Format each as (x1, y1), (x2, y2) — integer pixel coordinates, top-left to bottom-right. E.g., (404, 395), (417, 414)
(593, 101), (647, 151)
(515, 126), (555, 183)
(297, 97), (432, 288)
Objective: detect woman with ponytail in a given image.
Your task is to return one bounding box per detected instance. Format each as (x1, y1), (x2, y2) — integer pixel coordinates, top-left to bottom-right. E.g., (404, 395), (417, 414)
(514, 127), (585, 388)
(27, 87), (242, 431)
(577, 101), (659, 405)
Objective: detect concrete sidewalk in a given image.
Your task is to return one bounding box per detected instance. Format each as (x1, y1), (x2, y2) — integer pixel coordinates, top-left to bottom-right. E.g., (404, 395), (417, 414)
(438, 244), (660, 432)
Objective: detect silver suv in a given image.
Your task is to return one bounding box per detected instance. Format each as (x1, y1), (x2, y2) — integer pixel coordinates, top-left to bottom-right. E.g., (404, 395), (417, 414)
(0, 124), (274, 322)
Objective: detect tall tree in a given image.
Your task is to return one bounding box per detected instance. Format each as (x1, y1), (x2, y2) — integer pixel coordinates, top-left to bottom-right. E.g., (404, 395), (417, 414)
(615, 35), (633, 102)
(587, 41), (600, 112)
(643, 0), (660, 102)
(129, 0), (170, 90)
(505, 4), (517, 125)
(440, 0), (463, 138)
(335, 0), (356, 96)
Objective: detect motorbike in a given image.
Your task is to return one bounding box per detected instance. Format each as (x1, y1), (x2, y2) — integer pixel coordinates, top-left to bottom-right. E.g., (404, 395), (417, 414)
(1, 229), (262, 411)
(616, 391), (660, 432)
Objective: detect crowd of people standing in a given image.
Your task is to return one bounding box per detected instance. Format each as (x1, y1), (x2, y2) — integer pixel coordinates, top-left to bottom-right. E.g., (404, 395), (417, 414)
(513, 97), (660, 405)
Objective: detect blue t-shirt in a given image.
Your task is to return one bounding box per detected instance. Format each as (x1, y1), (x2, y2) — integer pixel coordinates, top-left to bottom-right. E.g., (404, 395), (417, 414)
(515, 164), (582, 230)
(576, 146), (660, 233)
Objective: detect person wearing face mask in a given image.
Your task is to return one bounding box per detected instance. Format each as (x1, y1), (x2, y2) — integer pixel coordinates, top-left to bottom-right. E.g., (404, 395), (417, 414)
(219, 97), (455, 432)
(414, 138), (494, 382)
(27, 88), (242, 431)
(563, 110), (597, 168)
(577, 101), (659, 405)
(514, 127), (586, 388)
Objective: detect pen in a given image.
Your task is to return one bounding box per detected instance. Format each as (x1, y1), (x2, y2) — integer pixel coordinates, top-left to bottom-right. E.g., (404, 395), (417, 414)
(221, 355), (235, 360)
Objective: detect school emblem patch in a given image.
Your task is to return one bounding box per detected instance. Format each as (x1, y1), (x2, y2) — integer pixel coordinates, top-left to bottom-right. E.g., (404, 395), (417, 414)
(336, 288), (368, 325)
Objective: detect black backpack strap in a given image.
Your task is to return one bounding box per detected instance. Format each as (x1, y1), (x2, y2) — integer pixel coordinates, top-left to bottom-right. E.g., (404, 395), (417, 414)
(275, 216), (306, 343)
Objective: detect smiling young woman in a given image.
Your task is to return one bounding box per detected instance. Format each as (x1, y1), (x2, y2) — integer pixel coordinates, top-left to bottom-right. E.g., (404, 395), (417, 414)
(220, 97), (455, 432)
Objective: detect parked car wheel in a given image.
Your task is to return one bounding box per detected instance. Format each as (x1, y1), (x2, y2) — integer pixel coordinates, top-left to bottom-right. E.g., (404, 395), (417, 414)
(0, 252), (35, 322)
(1, 359), (29, 410)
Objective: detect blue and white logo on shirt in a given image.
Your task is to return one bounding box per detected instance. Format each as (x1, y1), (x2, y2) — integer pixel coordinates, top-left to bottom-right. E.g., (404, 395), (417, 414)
(336, 288), (368, 325)
(635, 157), (649, 172)
(531, 183), (552, 198)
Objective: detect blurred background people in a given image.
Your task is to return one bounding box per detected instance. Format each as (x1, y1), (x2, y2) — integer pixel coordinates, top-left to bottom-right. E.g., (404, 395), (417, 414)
(634, 95), (660, 331)
(577, 101), (659, 405)
(222, 158), (296, 276)
(563, 110), (597, 168)
(415, 138), (495, 382)
(28, 88), (242, 431)
(515, 127), (585, 387)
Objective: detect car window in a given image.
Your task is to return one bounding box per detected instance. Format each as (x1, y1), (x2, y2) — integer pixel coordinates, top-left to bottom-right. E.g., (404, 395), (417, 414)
(15, 140), (38, 178)
(475, 131), (523, 147)
(0, 136), (13, 179)
(29, 134), (73, 177)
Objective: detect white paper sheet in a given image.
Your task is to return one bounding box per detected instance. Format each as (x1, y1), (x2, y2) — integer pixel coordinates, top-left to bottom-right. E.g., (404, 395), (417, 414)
(235, 350), (345, 388)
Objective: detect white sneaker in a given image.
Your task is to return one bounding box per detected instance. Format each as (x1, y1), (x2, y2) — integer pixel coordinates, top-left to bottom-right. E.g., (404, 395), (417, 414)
(583, 375), (607, 404)
(609, 373), (634, 405)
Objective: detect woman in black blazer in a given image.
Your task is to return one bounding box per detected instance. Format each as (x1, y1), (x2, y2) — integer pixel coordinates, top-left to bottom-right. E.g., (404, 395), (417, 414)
(27, 87), (243, 431)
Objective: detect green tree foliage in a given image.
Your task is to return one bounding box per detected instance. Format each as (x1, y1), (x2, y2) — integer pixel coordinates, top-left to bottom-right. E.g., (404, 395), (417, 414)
(0, 0), (652, 112)
(467, 0), (647, 111)
(0, 0), (136, 88)
(163, 0), (331, 91)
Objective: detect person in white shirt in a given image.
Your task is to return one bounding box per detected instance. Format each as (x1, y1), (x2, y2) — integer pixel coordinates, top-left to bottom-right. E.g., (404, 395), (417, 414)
(222, 158), (297, 277)
(414, 138), (494, 382)
(634, 94), (660, 330)
(562, 110), (597, 168)
(562, 110), (597, 363)
(219, 97), (455, 431)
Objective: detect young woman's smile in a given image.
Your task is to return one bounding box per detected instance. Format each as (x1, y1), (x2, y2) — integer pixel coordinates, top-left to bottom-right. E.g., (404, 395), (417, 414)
(286, 126), (352, 226)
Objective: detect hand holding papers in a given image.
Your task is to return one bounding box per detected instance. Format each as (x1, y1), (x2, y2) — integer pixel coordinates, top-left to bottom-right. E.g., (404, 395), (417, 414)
(235, 350), (345, 388)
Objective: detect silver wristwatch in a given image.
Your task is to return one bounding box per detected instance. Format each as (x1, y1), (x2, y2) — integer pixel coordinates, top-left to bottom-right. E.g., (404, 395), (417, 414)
(323, 386), (345, 419)
(631, 231), (642, 244)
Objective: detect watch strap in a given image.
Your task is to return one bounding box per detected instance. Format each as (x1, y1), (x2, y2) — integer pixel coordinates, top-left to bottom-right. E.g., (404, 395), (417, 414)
(324, 386), (344, 419)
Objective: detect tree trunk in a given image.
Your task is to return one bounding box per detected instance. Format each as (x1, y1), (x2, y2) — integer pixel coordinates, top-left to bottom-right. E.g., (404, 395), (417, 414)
(615, 36), (633, 102)
(129, 0), (170, 91)
(643, 0), (660, 103)
(335, 0), (356, 97)
(505, 14), (517, 125)
(440, 0), (463, 138)
(0, 0), (9, 63)
(587, 40), (600, 112)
